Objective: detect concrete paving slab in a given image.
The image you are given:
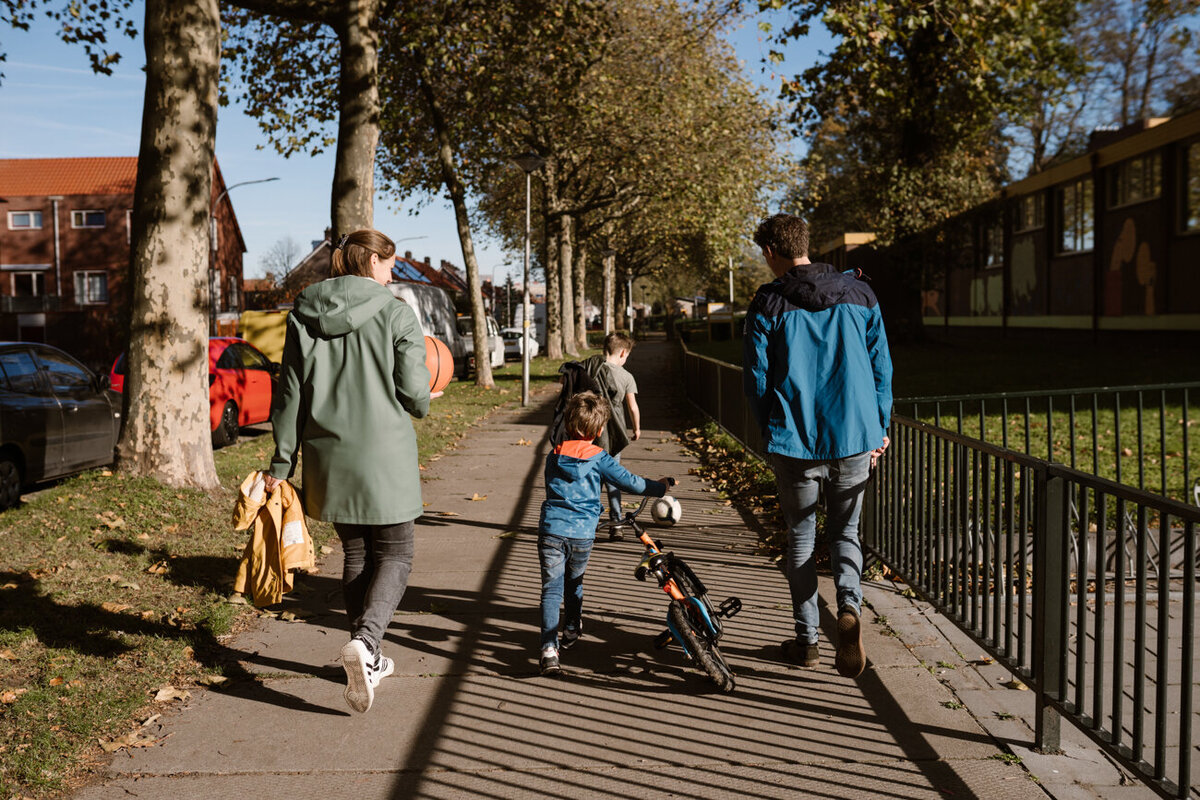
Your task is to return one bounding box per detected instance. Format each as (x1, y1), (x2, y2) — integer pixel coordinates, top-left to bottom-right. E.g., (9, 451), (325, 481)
(78, 757), (1046, 800)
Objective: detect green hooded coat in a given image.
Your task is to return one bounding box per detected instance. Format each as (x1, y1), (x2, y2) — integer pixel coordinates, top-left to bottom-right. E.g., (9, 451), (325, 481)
(269, 276), (431, 524)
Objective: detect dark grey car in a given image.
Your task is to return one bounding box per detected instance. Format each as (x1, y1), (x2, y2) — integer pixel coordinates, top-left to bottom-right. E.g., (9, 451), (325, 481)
(0, 342), (122, 509)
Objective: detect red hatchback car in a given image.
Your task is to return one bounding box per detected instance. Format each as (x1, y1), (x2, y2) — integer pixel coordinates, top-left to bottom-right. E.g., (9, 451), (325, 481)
(110, 337), (277, 448)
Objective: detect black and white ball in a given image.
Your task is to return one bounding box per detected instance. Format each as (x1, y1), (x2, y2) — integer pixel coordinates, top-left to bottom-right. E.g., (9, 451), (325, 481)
(651, 495), (682, 526)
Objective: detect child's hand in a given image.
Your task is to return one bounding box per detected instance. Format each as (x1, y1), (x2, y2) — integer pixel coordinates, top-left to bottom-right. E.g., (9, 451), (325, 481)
(632, 428), (641, 441)
(661, 476), (676, 488)
(431, 391), (444, 399)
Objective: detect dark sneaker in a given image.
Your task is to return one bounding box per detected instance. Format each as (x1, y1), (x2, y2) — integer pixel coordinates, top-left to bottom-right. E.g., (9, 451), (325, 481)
(560, 626), (581, 651)
(835, 607), (866, 678)
(539, 651), (562, 676)
(782, 638), (820, 668)
(341, 637), (374, 713)
(608, 524), (626, 542)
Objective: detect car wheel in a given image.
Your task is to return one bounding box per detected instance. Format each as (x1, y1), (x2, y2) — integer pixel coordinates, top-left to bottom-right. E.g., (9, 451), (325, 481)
(212, 401), (239, 449)
(0, 456), (21, 510)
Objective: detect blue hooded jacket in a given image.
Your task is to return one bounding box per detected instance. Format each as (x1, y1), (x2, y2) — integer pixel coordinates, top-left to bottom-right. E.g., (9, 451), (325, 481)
(539, 440), (668, 539)
(743, 262), (893, 460)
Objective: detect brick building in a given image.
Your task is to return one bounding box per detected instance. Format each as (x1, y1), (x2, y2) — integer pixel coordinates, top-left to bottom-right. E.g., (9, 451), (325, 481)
(0, 157), (246, 368)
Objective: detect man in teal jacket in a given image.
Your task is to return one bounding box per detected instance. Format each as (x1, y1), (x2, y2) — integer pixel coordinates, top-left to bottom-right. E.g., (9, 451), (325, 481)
(743, 213), (892, 679)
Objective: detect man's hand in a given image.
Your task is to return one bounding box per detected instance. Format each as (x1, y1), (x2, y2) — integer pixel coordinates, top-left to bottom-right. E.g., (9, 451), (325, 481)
(263, 474), (283, 492)
(870, 436), (890, 469)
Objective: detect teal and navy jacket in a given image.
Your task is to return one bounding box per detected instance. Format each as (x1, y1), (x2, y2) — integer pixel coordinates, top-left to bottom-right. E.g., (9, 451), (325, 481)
(742, 262), (893, 461)
(539, 440), (668, 539)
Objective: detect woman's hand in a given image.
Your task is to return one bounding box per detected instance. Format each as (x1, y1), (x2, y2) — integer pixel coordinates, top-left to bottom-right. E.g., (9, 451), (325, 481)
(262, 474), (283, 492)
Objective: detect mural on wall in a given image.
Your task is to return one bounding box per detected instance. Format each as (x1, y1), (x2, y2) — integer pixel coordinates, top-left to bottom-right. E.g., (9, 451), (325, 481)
(969, 272), (1003, 315)
(1105, 217), (1158, 315)
(1010, 236), (1037, 308)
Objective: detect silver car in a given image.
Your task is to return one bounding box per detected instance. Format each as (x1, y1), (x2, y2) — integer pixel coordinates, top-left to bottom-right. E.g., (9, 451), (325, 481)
(0, 342), (122, 509)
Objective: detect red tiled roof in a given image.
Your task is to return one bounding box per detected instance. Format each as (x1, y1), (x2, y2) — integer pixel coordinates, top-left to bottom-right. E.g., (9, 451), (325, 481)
(0, 157), (138, 196)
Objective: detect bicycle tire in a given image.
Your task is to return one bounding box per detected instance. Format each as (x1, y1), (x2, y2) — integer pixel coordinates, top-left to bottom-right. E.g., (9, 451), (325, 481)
(668, 600), (736, 693)
(670, 563), (722, 639)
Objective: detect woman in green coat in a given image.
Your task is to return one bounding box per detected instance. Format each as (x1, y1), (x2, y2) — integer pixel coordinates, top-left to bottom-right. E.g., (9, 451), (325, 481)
(263, 228), (430, 714)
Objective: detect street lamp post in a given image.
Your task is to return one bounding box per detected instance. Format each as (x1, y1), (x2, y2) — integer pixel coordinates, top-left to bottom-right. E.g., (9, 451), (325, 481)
(513, 152), (545, 407)
(209, 176), (279, 335)
(625, 268), (634, 337)
(601, 248), (616, 335)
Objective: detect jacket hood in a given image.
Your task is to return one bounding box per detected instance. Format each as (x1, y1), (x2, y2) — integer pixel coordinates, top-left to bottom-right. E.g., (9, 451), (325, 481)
(552, 440), (604, 479)
(776, 262), (859, 312)
(291, 276), (394, 337)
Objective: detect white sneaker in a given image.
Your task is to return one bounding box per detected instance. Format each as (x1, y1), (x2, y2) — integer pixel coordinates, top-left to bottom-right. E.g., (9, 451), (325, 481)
(370, 656), (394, 688)
(341, 638), (374, 713)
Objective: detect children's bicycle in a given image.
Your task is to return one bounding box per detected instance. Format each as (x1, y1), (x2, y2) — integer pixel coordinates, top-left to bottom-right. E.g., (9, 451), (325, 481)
(623, 490), (742, 692)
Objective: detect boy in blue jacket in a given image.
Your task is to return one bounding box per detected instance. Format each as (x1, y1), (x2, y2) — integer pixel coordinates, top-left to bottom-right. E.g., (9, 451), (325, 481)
(538, 391), (671, 676)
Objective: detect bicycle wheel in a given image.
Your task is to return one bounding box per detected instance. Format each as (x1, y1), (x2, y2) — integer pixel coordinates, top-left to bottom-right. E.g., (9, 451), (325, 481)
(667, 600), (736, 693)
(669, 561), (722, 639)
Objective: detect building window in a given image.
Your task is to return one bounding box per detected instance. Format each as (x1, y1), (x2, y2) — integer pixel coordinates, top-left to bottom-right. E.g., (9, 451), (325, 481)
(13, 272), (45, 297)
(7, 211), (43, 230)
(227, 276), (240, 311)
(1108, 152), (1161, 208)
(1015, 193), (1044, 232)
(982, 220), (1004, 268)
(70, 210), (106, 229)
(1184, 141), (1200, 233)
(1058, 178), (1094, 253)
(74, 271), (109, 305)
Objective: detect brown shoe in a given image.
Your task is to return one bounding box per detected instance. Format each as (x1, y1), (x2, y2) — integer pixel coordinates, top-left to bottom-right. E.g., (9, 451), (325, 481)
(782, 638), (819, 668)
(835, 607), (866, 678)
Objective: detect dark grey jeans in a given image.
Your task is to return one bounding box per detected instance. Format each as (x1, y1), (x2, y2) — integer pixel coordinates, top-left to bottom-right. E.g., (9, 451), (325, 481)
(335, 520), (415, 651)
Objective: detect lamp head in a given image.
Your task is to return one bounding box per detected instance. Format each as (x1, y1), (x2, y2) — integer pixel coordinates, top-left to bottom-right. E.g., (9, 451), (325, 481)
(513, 152), (546, 174)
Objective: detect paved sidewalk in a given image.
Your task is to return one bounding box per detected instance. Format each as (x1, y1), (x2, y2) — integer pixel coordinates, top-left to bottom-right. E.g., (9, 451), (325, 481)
(75, 337), (1155, 800)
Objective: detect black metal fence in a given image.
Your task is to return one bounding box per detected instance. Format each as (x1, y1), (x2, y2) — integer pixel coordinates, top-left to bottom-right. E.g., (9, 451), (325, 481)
(680, 345), (1200, 798)
(900, 384), (1200, 506)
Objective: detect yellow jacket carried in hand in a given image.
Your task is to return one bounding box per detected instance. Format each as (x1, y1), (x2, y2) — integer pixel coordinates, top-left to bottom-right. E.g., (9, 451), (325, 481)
(232, 471), (315, 607)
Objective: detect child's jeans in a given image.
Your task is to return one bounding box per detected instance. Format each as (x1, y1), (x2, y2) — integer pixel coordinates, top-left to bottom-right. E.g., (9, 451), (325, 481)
(605, 453), (622, 523)
(538, 533), (594, 650)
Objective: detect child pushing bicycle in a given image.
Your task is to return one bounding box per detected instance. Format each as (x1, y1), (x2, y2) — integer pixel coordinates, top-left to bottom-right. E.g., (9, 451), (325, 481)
(537, 391), (672, 676)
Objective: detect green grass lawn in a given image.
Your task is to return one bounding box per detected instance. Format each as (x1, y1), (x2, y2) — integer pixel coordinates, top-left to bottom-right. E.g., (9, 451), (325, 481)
(0, 353), (580, 799)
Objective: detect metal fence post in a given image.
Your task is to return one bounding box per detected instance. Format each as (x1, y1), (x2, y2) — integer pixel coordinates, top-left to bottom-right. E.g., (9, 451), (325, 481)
(1033, 469), (1066, 753)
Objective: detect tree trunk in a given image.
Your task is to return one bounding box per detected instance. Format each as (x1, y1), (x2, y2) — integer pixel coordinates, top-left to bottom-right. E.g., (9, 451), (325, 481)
(558, 213), (578, 356)
(416, 60), (493, 387)
(118, 0), (220, 489)
(542, 170), (563, 360)
(331, 0), (380, 238)
(574, 242), (588, 350)
(603, 249), (615, 334)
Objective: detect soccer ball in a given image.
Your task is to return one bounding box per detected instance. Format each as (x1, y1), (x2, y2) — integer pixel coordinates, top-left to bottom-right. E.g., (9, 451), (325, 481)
(651, 495), (682, 526)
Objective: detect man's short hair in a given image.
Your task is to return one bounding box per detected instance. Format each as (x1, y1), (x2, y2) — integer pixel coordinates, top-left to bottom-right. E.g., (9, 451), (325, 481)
(753, 213), (809, 259)
(565, 391), (609, 440)
(604, 331), (633, 356)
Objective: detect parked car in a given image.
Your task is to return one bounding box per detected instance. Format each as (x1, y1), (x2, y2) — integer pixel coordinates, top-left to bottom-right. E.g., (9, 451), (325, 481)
(110, 337), (277, 449)
(0, 342), (122, 509)
(501, 326), (540, 360)
(457, 315), (505, 371)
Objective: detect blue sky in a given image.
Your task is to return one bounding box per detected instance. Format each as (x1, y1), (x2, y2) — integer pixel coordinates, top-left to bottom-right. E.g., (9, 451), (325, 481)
(0, 7), (831, 280)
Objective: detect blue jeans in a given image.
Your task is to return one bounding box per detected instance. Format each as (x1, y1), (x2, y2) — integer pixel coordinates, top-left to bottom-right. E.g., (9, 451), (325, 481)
(770, 452), (871, 645)
(538, 533), (593, 650)
(336, 520), (415, 652)
(605, 453), (622, 522)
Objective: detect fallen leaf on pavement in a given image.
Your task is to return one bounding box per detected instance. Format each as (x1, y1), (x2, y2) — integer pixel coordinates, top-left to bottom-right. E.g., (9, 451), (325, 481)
(195, 674), (229, 687)
(1001, 679), (1028, 691)
(439, 511), (459, 517)
(469, 493), (487, 501)
(514, 438), (532, 446)
(154, 686), (191, 703)
(320, 545), (334, 555)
